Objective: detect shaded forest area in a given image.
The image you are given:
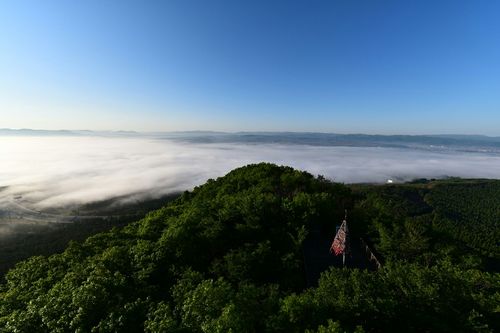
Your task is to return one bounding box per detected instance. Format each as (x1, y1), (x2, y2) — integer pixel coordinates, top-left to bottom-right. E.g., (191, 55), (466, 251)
(1, 164), (499, 332)
(0, 194), (180, 277)
(353, 178), (500, 268)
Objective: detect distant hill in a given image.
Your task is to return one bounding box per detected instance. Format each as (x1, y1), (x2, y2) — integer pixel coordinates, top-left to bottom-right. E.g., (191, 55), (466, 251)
(1, 164), (498, 332)
(0, 128), (81, 136)
(0, 129), (144, 137)
(2, 128), (500, 151)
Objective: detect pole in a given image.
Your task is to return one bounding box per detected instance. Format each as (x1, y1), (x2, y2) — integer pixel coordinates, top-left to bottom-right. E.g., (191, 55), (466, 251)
(344, 209), (348, 267)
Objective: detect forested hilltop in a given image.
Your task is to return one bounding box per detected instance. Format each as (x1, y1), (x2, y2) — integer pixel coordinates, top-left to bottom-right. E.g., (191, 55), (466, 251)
(1, 164), (499, 332)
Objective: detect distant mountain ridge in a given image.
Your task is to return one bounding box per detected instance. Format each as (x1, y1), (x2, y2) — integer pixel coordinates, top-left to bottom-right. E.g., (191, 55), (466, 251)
(0, 128), (140, 137)
(2, 129), (500, 152)
(166, 131), (500, 152)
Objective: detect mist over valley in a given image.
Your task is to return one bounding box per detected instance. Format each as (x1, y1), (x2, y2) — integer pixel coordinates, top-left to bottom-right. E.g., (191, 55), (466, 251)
(2, 131), (500, 213)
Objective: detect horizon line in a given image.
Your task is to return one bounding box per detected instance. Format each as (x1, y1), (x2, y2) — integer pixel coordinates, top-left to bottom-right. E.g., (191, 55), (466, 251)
(1, 128), (500, 138)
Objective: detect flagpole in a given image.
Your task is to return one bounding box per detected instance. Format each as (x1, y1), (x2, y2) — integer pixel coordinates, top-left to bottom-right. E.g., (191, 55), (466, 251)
(343, 209), (347, 267)
(330, 209), (349, 268)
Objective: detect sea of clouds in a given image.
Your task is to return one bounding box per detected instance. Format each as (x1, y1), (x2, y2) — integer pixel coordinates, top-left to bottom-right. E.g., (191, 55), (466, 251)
(1, 135), (500, 209)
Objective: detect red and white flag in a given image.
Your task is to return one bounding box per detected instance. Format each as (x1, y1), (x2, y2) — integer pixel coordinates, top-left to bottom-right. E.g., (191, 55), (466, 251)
(330, 220), (349, 256)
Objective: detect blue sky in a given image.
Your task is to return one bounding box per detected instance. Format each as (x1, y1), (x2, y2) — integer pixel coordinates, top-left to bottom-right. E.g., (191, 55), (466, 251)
(1, 0), (499, 134)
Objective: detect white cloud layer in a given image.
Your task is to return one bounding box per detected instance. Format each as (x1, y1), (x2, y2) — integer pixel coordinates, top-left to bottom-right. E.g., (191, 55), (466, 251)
(1, 135), (500, 208)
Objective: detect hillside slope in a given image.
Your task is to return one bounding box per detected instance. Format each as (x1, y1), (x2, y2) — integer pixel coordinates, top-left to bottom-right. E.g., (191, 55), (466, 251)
(1, 164), (499, 332)
(352, 179), (500, 266)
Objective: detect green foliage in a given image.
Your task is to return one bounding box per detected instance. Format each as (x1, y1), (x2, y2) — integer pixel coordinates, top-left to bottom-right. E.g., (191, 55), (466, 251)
(1, 165), (499, 332)
(354, 180), (500, 266)
(0, 164), (348, 331)
(306, 320), (365, 333)
(277, 262), (499, 333)
(425, 181), (500, 257)
(144, 302), (179, 332)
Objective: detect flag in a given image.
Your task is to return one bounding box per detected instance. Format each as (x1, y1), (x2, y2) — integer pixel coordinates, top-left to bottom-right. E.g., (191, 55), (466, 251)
(330, 220), (349, 256)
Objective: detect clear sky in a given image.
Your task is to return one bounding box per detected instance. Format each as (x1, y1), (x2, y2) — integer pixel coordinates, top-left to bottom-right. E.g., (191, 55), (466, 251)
(1, 0), (499, 135)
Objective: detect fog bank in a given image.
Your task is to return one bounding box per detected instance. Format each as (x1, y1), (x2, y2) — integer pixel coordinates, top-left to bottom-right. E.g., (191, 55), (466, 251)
(2, 135), (500, 208)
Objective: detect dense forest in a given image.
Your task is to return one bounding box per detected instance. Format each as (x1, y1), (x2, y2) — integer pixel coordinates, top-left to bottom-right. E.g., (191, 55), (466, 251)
(353, 178), (500, 266)
(0, 194), (179, 277)
(1, 164), (499, 332)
